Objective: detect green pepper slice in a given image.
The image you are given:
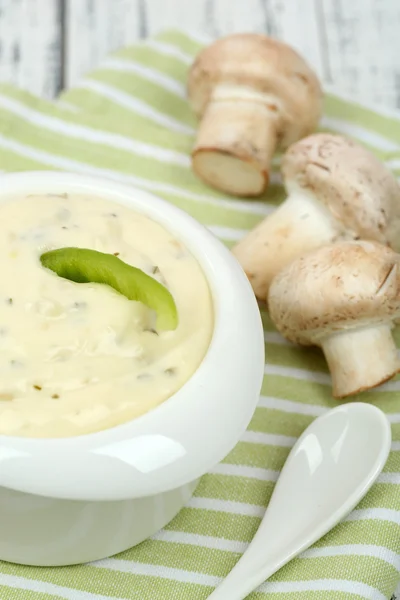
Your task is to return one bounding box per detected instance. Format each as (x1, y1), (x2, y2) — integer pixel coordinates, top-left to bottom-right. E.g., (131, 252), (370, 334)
(40, 247), (178, 331)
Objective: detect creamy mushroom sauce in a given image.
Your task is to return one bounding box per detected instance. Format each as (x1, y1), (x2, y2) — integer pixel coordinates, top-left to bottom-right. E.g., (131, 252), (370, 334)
(0, 193), (213, 438)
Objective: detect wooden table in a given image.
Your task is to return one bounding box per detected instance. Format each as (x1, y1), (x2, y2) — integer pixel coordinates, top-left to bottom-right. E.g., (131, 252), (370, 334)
(0, 0), (399, 110)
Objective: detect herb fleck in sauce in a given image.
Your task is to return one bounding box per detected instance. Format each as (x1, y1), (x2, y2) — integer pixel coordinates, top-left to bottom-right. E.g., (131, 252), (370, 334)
(0, 192), (213, 438)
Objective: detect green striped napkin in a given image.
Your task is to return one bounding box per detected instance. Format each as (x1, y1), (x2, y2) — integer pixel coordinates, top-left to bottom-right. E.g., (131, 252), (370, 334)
(0, 28), (399, 600)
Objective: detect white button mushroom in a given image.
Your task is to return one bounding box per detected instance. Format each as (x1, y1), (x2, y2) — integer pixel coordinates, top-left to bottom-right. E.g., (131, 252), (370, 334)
(232, 133), (400, 300)
(268, 240), (400, 398)
(187, 34), (322, 197)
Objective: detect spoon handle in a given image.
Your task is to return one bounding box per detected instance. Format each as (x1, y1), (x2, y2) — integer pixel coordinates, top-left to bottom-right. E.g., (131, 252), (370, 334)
(207, 550), (285, 599)
(207, 511), (291, 600)
(207, 403), (391, 600)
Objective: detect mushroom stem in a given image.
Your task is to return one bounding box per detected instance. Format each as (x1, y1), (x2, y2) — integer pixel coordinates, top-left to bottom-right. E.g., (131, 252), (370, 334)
(232, 190), (340, 300)
(192, 85), (279, 197)
(321, 325), (400, 398)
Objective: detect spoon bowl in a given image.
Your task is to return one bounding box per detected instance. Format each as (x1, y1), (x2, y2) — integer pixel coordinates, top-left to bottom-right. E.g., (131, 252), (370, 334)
(208, 402), (391, 599)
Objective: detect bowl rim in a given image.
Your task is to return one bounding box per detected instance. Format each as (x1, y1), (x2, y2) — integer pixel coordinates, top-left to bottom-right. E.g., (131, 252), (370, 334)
(0, 171), (265, 501)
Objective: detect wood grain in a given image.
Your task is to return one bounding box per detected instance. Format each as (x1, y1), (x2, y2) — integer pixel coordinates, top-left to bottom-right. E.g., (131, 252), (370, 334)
(64, 0), (400, 109)
(320, 0), (400, 108)
(0, 0), (399, 108)
(65, 0), (147, 88)
(0, 0), (64, 98)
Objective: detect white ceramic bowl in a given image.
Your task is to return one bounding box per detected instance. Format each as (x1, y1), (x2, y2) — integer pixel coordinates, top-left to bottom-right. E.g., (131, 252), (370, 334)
(0, 171), (265, 566)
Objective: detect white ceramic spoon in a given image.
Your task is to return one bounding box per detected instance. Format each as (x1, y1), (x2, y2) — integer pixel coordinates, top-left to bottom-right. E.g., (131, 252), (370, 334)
(208, 402), (391, 600)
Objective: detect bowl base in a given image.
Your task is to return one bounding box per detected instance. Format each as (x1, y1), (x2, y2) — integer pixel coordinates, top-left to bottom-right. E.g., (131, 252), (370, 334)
(0, 479), (198, 566)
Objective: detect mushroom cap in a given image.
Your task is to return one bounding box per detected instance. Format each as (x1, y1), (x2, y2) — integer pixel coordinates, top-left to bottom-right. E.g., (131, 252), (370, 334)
(188, 33), (323, 148)
(268, 240), (400, 345)
(282, 133), (400, 250)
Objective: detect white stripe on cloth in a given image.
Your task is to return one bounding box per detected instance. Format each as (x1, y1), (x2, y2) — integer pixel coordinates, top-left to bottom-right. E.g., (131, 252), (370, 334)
(321, 115), (400, 152)
(106, 53), (400, 187)
(90, 558), (388, 600)
(65, 46), (400, 161)
(376, 472), (400, 484)
(209, 463), (280, 482)
(187, 496), (265, 518)
(0, 98), (281, 225)
(257, 397), (400, 427)
(182, 29), (213, 45)
(257, 396), (400, 429)
(0, 94), (190, 167)
(257, 578), (387, 599)
(80, 77), (400, 157)
(203, 448), (400, 485)
(0, 134), (272, 215)
(98, 58), (400, 175)
(145, 39), (192, 65)
(346, 508), (400, 525)
(386, 159), (400, 170)
(264, 363), (400, 392)
(209, 461), (400, 486)
(264, 331), (293, 346)
(73, 58), (400, 159)
(91, 557), (221, 587)
(185, 487), (400, 521)
(258, 396), (328, 417)
(301, 544), (400, 570)
(102, 58), (186, 98)
(0, 574), (126, 600)
(151, 530), (399, 576)
(323, 84), (400, 122)
(241, 430), (297, 448)
(1, 567), (387, 600)
(66, 35), (400, 163)
(80, 79), (195, 135)
(264, 364), (332, 385)
(206, 224), (248, 241)
(151, 529), (248, 553)
(387, 414), (400, 423)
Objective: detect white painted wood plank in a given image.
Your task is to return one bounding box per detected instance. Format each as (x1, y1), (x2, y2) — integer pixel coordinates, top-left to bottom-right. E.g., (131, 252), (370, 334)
(191, 0), (285, 37)
(64, 0), (400, 109)
(324, 0), (400, 108)
(65, 0), (147, 89)
(0, 0), (63, 98)
(144, 0), (274, 38)
(170, 0), (325, 88)
(259, 0), (325, 90)
(320, 0), (400, 109)
(142, 0), (212, 38)
(0, 0), (399, 109)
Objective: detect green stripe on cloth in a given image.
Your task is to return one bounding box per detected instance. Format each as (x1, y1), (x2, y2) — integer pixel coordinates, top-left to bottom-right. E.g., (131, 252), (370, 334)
(1, 83), (194, 152)
(0, 587), (62, 600)
(250, 408), (315, 437)
(89, 69), (196, 127)
(253, 594), (368, 600)
(223, 442), (290, 471)
(115, 44), (190, 81)
(1, 27), (400, 600)
(316, 520), (400, 551)
(268, 556), (397, 596)
(195, 474), (276, 506)
(324, 94), (400, 145)
(59, 33), (400, 163)
(166, 508), (261, 542)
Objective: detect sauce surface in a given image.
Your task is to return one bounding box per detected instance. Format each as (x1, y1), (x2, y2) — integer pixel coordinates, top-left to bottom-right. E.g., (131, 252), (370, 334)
(0, 193), (213, 438)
